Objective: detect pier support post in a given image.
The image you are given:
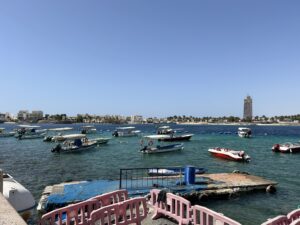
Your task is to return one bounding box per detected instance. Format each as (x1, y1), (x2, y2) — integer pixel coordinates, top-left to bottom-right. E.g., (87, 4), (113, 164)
(184, 166), (195, 185)
(0, 169), (3, 194)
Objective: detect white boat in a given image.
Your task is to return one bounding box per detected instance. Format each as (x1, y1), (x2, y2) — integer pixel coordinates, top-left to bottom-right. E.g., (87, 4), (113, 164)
(140, 135), (184, 154)
(208, 147), (251, 162)
(2, 173), (36, 220)
(43, 127), (73, 142)
(15, 125), (46, 140)
(238, 127), (252, 138)
(81, 125), (97, 134)
(51, 134), (98, 153)
(0, 128), (15, 137)
(112, 126), (141, 137)
(157, 126), (174, 134)
(272, 142), (300, 153)
(90, 137), (110, 144)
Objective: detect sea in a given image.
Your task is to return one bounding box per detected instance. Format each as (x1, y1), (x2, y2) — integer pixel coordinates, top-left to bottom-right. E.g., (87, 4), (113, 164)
(0, 123), (299, 225)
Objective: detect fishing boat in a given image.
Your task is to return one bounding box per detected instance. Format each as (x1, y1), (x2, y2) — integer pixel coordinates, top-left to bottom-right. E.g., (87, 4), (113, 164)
(43, 127), (73, 142)
(238, 127), (252, 138)
(208, 147), (251, 162)
(51, 134), (98, 153)
(112, 126), (141, 137)
(81, 125), (97, 134)
(2, 173), (36, 220)
(140, 135), (184, 154)
(272, 142), (300, 153)
(148, 167), (207, 176)
(15, 125), (46, 140)
(0, 128), (15, 137)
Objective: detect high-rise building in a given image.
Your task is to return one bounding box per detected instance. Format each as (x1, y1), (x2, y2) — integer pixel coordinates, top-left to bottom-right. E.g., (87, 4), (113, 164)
(243, 96), (253, 120)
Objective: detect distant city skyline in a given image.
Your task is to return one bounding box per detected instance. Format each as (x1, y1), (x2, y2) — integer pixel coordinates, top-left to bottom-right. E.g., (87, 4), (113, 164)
(1, 1), (300, 117)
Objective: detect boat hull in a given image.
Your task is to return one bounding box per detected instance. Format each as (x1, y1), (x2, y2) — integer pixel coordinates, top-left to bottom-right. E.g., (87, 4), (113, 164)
(159, 134), (193, 142)
(141, 144), (184, 154)
(208, 148), (250, 162)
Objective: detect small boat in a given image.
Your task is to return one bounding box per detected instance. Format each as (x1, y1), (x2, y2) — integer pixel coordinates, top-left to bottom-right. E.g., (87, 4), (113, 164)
(238, 127), (252, 138)
(157, 126), (174, 134)
(0, 128), (15, 137)
(51, 134), (98, 153)
(2, 173), (36, 220)
(90, 137), (110, 145)
(81, 125), (97, 134)
(43, 127), (73, 142)
(272, 142), (300, 153)
(148, 167), (207, 176)
(159, 133), (193, 142)
(140, 135), (184, 154)
(112, 126), (141, 137)
(208, 147), (251, 162)
(15, 125), (46, 140)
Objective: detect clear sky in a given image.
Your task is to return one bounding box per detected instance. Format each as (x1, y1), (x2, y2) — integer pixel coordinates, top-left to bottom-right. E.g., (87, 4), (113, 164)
(1, 0), (300, 117)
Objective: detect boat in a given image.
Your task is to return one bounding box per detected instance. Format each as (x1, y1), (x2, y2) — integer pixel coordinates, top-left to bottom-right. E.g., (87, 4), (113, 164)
(15, 125), (46, 140)
(2, 173), (36, 221)
(43, 127), (73, 142)
(148, 167), (207, 176)
(140, 135), (184, 154)
(0, 128), (15, 137)
(157, 126), (174, 134)
(159, 133), (194, 142)
(112, 126), (141, 137)
(272, 142), (300, 153)
(81, 125), (97, 134)
(90, 137), (110, 145)
(208, 147), (251, 162)
(238, 127), (252, 138)
(51, 134), (98, 153)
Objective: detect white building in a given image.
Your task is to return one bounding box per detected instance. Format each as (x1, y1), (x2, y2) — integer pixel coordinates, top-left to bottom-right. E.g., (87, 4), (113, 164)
(131, 115), (143, 124)
(17, 110), (30, 121)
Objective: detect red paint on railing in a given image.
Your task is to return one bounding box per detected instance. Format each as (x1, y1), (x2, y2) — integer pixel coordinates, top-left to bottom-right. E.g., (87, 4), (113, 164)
(288, 209), (300, 223)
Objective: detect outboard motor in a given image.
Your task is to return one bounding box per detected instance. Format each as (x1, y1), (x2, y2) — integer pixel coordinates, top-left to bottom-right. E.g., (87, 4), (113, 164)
(43, 136), (52, 142)
(81, 129), (86, 134)
(51, 144), (61, 153)
(112, 131), (118, 137)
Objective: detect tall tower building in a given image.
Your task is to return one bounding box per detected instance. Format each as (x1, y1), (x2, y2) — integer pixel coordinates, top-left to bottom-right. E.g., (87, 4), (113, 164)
(243, 96), (253, 120)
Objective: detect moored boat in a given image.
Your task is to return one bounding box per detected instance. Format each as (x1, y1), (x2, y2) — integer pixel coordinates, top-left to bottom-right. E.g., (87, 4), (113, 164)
(157, 126), (174, 135)
(90, 137), (110, 144)
(0, 128), (15, 137)
(238, 127), (252, 138)
(81, 125), (97, 134)
(148, 167), (207, 176)
(51, 134), (98, 153)
(208, 147), (251, 162)
(2, 173), (36, 221)
(272, 142), (300, 153)
(112, 126), (141, 137)
(159, 133), (194, 142)
(43, 127), (73, 142)
(15, 125), (46, 140)
(140, 135), (184, 154)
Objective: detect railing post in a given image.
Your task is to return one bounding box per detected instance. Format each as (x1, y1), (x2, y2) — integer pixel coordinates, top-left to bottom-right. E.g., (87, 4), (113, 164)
(119, 169), (122, 189)
(0, 169), (3, 194)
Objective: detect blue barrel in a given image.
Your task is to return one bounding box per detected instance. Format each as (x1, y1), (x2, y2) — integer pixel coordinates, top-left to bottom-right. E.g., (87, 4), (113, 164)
(184, 166), (195, 185)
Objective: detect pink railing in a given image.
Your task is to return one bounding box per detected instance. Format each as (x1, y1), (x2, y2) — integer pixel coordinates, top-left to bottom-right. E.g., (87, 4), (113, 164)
(192, 205), (241, 225)
(288, 209), (300, 223)
(262, 209), (300, 225)
(40, 190), (129, 225)
(290, 218), (300, 225)
(88, 197), (147, 225)
(151, 189), (191, 225)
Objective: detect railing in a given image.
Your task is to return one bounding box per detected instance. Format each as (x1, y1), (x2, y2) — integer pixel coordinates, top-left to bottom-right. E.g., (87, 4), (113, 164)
(192, 205), (241, 225)
(262, 209), (300, 225)
(88, 197), (147, 225)
(151, 189), (240, 225)
(151, 189), (191, 225)
(40, 190), (129, 225)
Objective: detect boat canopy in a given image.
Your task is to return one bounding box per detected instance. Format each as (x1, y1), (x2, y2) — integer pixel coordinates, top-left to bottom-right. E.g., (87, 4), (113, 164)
(0, 128), (5, 130)
(62, 134), (86, 139)
(48, 127), (73, 131)
(143, 134), (171, 139)
(82, 125), (96, 128)
(158, 126), (170, 129)
(18, 125), (41, 128)
(238, 127), (251, 131)
(116, 126), (135, 130)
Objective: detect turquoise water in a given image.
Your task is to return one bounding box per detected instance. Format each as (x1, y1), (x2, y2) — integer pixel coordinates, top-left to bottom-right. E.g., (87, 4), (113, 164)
(0, 124), (299, 224)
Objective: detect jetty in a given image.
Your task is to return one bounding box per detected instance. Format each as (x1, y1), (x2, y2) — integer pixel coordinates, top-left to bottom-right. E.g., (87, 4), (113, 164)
(38, 167), (277, 214)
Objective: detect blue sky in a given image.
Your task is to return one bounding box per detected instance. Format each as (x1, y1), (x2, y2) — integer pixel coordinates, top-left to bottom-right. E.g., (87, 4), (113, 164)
(1, 0), (300, 117)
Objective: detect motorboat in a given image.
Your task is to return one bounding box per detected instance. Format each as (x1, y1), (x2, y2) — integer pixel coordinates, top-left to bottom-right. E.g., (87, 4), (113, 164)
(51, 134), (98, 153)
(2, 173), (36, 220)
(0, 128), (15, 137)
(112, 126), (141, 137)
(159, 133), (194, 142)
(15, 125), (46, 140)
(208, 147), (251, 162)
(140, 135), (184, 154)
(43, 127), (73, 142)
(90, 137), (110, 145)
(272, 142), (300, 153)
(81, 125), (97, 134)
(148, 167), (207, 176)
(157, 126), (174, 135)
(238, 127), (252, 138)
